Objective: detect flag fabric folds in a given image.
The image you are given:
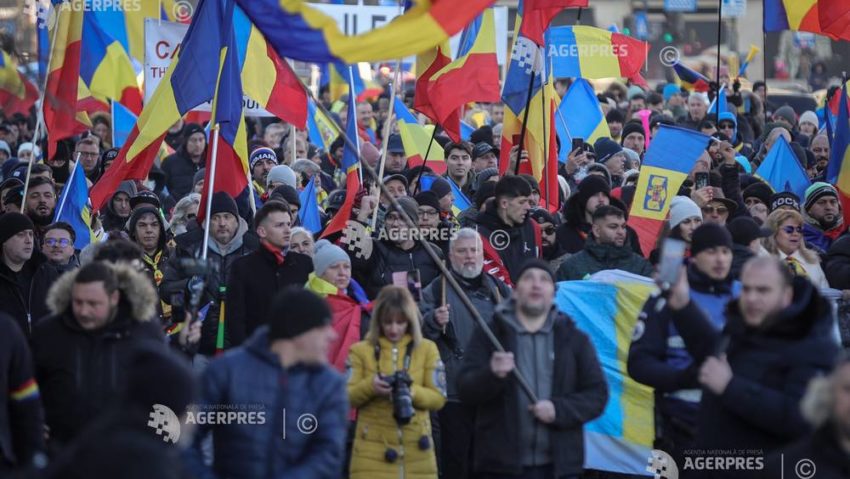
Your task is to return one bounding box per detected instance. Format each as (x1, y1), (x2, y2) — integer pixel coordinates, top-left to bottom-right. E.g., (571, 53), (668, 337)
(628, 125), (711, 256)
(426, 8), (500, 141)
(555, 79), (610, 163)
(307, 97), (341, 152)
(556, 276), (655, 475)
(826, 83), (850, 224)
(818, 0), (850, 41)
(0, 52), (38, 116)
(755, 135), (811, 202)
(415, 41), (456, 131)
(520, 0), (588, 45)
(54, 161), (96, 250)
(89, 0), (176, 66)
(233, 0), (494, 64)
(395, 97), (447, 174)
(299, 175), (323, 234)
(708, 85), (728, 117)
(321, 62), (382, 103)
(111, 101), (137, 149)
(764, 0), (850, 40)
(80, 13), (143, 114)
(546, 26), (648, 85)
(672, 62), (710, 92)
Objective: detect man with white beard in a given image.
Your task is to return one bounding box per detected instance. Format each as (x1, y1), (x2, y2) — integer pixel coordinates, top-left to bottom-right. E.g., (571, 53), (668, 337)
(420, 227), (511, 479)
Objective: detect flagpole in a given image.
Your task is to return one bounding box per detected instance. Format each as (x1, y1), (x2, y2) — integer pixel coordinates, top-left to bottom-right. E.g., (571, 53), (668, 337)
(289, 123), (297, 163)
(514, 68), (537, 175)
(541, 75), (550, 210)
(762, 28), (768, 125)
(53, 152), (81, 221)
(201, 125), (221, 261)
(371, 81), (397, 230)
(715, 0), (722, 121)
(415, 126), (439, 194)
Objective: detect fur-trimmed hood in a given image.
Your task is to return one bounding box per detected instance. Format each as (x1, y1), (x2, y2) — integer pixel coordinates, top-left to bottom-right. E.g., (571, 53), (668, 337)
(47, 262), (159, 323)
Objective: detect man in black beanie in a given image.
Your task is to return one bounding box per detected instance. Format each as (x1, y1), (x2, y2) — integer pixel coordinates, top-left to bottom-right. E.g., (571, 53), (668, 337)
(0, 212), (58, 336)
(185, 288), (348, 479)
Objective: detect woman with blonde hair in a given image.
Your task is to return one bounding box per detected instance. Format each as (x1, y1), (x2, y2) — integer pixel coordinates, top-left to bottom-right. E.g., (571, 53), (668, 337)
(763, 208), (829, 288)
(347, 286), (445, 479)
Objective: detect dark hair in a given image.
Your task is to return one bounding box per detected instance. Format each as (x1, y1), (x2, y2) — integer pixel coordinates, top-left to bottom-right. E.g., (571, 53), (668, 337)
(74, 261), (118, 295)
(254, 200), (291, 230)
(647, 92), (663, 105)
(27, 175), (55, 193)
(44, 222), (76, 243)
(494, 175), (532, 201)
(753, 81), (766, 91)
(443, 141), (473, 157)
(630, 93), (646, 102)
(699, 120), (716, 130)
(93, 238), (143, 264)
(30, 163), (52, 177)
(592, 204), (625, 222)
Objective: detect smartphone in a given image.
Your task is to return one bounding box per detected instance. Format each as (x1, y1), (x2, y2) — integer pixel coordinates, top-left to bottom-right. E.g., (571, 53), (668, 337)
(657, 238), (687, 288)
(694, 171), (710, 190)
(571, 137), (584, 153)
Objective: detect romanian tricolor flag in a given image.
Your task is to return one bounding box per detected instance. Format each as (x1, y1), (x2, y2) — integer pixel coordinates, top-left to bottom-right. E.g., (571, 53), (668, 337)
(43, 2), (87, 157)
(321, 71), (361, 239)
(672, 62), (710, 92)
(321, 62), (383, 103)
(427, 8), (500, 142)
(415, 40), (455, 131)
(307, 97), (340, 152)
(520, 0), (588, 45)
(546, 26), (648, 85)
(54, 160), (97, 250)
(88, 0), (179, 66)
(556, 274), (655, 475)
(81, 13), (143, 114)
(555, 78), (610, 163)
(0, 51), (38, 116)
(395, 97), (446, 174)
(628, 125), (710, 256)
(827, 82), (850, 225)
(764, 0), (850, 40)
(233, 0), (494, 64)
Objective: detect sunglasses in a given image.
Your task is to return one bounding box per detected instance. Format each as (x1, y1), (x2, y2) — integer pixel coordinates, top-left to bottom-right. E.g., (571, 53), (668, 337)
(701, 206), (729, 215)
(44, 238), (71, 248)
(781, 225), (803, 234)
(718, 123), (735, 129)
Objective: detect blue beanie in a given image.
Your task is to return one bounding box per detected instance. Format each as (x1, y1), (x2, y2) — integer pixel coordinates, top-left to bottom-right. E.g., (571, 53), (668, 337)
(662, 83), (681, 102)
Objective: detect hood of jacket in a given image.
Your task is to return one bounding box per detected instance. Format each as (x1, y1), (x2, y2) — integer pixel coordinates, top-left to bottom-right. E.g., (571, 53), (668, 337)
(46, 261), (158, 323)
(209, 217), (249, 256)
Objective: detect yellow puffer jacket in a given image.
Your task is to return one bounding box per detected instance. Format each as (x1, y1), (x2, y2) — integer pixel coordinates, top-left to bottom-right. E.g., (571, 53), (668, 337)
(347, 335), (446, 479)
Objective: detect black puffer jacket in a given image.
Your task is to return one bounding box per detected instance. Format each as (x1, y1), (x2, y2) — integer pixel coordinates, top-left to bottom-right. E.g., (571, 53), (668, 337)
(0, 251), (59, 337)
(825, 233), (850, 290)
(473, 201), (541, 284)
(31, 263), (166, 447)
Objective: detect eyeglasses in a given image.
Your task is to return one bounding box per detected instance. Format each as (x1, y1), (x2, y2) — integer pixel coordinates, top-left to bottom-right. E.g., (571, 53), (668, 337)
(781, 225), (803, 234)
(44, 238), (71, 248)
(417, 209), (438, 218)
(701, 206), (729, 215)
(718, 123), (735, 129)
(75, 151), (99, 159)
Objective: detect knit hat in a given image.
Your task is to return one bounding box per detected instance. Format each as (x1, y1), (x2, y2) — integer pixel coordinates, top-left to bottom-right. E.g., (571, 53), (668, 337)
(473, 167), (500, 191)
(690, 223), (733, 256)
(0, 212), (34, 246)
(183, 123), (204, 141)
(192, 169), (206, 189)
(270, 184), (300, 207)
(594, 137), (623, 163)
(3, 185), (23, 208)
(17, 142), (35, 157)
(529, 208), (556, 225)
(742, 181), (772, 207)
(391, 196), (419, 223)
(727, 216), (771, 246)
(799, 110), (818, 127)
(575, 174), (611, 209)
(470, 125), (494, 146)
(662, 83), (681, 102)
(268, 288), (332, 340)
(249, 147), (277, 169)
(627, 85), (645, 100)
(804, 182), (838, 211)
(210, 191), (238, 218)
(414, 191), (441, 213)
(101, 147), (120, 166)
(668, 196), (702, 229)
(773, 105), (797, 126)
(770, 191), (801, 212)
(360, 141), (381, 167)
(516, 258), (556, 284)
(130, 190), (161, 210)
(0, 177), (23, 193)
(427, 176), (452, 200)
(313, 239), (350, 277)
(325, 189), (346, 213)
(620, 121), (645, 144)
(267, 164), (297, 189)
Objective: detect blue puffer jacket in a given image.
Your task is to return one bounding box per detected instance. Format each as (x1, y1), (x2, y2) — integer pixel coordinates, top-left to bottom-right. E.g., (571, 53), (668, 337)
(184, 326), (349, 479)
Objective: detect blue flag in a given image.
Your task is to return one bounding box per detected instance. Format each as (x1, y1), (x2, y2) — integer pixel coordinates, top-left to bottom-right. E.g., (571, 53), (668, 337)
(460, 121), (474, 141)
(555, 79), (610, 163)
(54, 162), (96, 250)
(298, 175), (323, 234)
(111, 101), (137, 148)
(754, 135), (810, 200)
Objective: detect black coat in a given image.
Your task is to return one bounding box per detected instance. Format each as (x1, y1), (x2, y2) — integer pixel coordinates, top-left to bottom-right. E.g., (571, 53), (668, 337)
(0, 251), (59, 337)
(225, 245), (313, 346)
(670, 277), (839, 465)
(31, 264), (166, 447)
(556, 221), (643, 257)
(825, 234), (850, 290)
(161, 151), (202, 201)
(0, 313), (43, 467)
(473, 202), (542, 284)
(457, 302), (608, 477)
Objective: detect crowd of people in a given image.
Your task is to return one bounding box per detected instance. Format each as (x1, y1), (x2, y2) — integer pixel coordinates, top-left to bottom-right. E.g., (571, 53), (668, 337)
(1, 72), (850, 479)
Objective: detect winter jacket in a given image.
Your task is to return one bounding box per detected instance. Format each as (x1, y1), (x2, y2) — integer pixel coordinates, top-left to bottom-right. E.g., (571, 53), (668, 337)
(730, 243), (755, 280)
(31, 263), (166, 447)
(556, 236), (653, 281)
(0, 251), (59, 337)
(159, 219), (258, 355)
(457, 300), (608, 477)
(347, 335), (446, 479)
(419, 271), (511, 401)
(161, 151), (202, 201)
(556, 221), (643, 257)
(825, 234), (850, 290)
(0, 313), (43, 467)
(100, 181), (137, 232)
(184, 326), (349, 479)
(670, 277), (839, 463)
(473, 201), (542, 285)
(305, 273), (372, 372)
(763, 425), (850, 479)
(225, 243), (313, 346)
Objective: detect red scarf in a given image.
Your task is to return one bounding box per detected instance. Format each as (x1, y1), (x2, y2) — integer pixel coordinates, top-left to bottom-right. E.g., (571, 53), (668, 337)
(261, 240), (285, 265)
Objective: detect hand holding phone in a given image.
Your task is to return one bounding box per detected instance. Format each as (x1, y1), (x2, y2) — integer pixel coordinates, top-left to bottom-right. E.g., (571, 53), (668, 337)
(694, 172), (710, 190)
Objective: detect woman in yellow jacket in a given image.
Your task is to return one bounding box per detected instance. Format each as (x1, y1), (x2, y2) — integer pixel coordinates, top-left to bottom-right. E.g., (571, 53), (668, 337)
(347, 286), (446, 479)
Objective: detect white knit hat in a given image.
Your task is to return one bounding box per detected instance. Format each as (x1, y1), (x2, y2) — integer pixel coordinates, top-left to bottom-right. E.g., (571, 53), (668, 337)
(799, 110), (818, 128)
(669, 195), (702, 229)
(266, 165), (297, 189)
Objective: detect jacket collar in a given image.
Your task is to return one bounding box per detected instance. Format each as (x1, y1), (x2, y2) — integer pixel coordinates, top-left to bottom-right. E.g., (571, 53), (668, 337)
(687, 263), (735, 295)
(584, 236), (633, 262)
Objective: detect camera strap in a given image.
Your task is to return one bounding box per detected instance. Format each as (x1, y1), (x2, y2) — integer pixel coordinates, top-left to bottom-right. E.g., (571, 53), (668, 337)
(374, 341), (414, 374)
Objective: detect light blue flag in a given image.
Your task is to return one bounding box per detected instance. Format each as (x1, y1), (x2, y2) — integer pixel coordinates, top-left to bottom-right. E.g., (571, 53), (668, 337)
(555, 79), (610, 163)
(54, 162), (96, 250)
(298, 174), (323, 234)
(754, 135), (810, 200)
(111, 101), (137, 149)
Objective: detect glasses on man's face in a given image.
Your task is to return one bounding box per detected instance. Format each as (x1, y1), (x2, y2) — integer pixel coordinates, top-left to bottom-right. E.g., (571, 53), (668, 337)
(44, 238), (71, 248)
(76, 151), (99, 159)
(718, 123), (735, 130)
(782, 225), (803, 235)
(417, 209), (438, 218)
(701, 206), (728, 215)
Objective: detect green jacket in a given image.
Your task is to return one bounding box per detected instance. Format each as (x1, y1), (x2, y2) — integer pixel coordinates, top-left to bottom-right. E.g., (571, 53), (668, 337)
(556, 237), (653, 281)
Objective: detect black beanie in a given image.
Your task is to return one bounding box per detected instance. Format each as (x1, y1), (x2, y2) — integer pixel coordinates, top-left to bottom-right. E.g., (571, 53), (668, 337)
(0, 212), (35, 246)
(270, 184), (301, 207)
(268, 288), (332, 340)
(183, 123), (204, 141)
(742, 181), (772, 207)
(210, 191), (238, 218)
(576, 175), (611, 210)
(690, 223), (734, 256)
(414, 191), (441, 212)
(470, 125), (494, 146)
(516, 258), (556, 284)
(620, 121), (645, 143)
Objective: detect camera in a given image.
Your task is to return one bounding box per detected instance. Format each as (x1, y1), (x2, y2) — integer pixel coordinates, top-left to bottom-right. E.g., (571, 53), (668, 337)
(384, 371), (414, 425)
(170, 258), (218, 324)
